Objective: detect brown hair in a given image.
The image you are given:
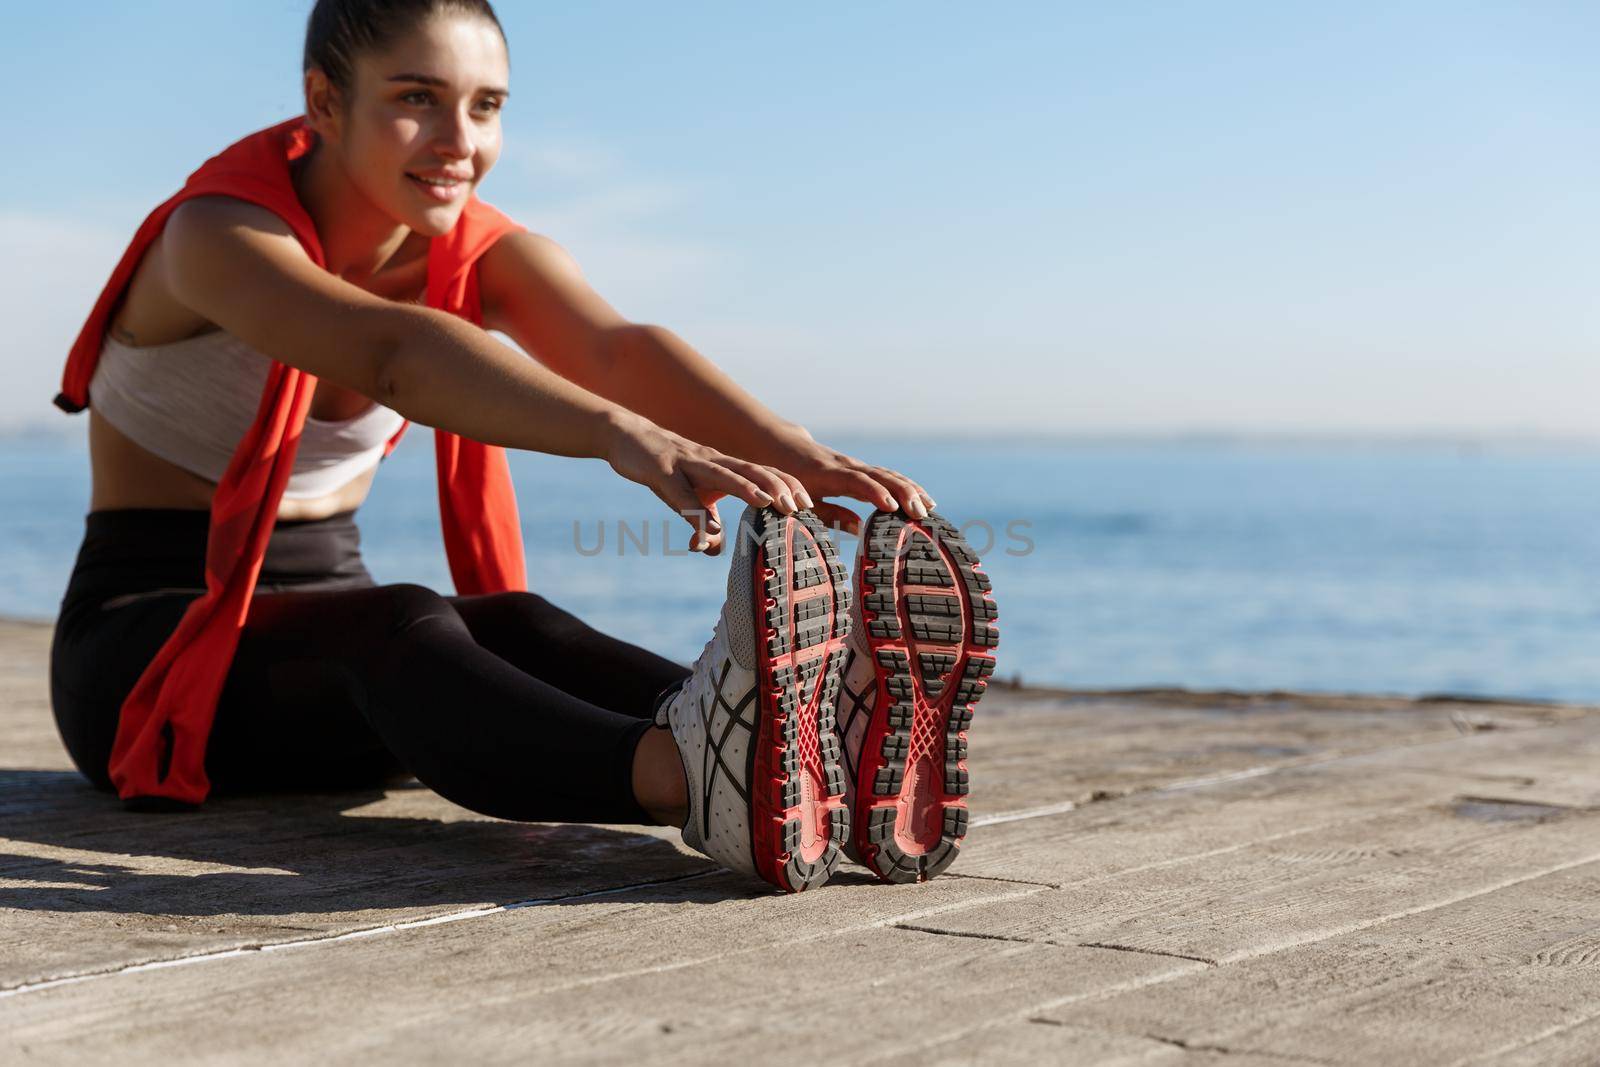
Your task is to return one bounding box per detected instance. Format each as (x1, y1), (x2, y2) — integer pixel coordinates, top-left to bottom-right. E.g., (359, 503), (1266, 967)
(303, 0), (507, 94)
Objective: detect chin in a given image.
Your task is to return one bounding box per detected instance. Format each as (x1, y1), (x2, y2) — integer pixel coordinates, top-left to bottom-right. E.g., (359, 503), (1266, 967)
(411, 213), (460, 237)
(407, 203), (468, 237)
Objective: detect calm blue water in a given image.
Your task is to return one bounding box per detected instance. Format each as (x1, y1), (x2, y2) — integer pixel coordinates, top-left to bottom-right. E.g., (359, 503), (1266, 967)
(5, 432), (1599, 703)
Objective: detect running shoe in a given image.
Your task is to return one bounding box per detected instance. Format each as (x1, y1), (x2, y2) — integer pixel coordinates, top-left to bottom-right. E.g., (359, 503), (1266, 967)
(836, 510), (999, 883)
(655, 503), (853, 892)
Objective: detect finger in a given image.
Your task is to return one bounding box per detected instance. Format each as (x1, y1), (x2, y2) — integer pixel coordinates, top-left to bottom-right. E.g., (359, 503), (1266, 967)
(699, 501), (726, 556)
(684, 457), (778, 515)
(882, 467), (937, 514)
(837, 467), (899, 514)
(693, 489), (724, 539)
(653, 471), (723, 553)
(872, 466), (929, 520)
(706, 454), (795, 512)
(811, 501), (862, 538)
(764, 466), (814, 511)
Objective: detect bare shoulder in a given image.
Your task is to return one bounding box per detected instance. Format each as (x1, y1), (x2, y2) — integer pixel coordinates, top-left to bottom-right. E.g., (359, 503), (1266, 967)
(168, 194), (296, 230)
(111, 198), (296, 346)
(480, 230), (586, 298)
(479, 229), (626, 349)
(163, 196), (306, 268)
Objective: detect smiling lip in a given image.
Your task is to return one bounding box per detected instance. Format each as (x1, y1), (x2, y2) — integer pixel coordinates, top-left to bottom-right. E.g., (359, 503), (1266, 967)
(407, 171), (471, 202)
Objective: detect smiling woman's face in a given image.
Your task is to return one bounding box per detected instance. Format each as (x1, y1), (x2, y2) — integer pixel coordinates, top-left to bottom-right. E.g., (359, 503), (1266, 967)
(316, 12), (510, 237)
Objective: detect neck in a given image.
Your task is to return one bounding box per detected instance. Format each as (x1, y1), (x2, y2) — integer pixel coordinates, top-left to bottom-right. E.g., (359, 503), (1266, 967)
(291, 136), (413, 282)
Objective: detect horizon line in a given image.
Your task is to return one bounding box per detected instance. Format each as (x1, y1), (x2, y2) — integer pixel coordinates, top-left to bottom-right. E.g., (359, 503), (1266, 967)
(6, 418), (1600, 450)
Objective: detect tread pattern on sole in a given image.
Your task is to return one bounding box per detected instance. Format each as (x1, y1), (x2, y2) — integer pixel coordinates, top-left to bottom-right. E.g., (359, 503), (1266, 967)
(850, 510), (999, 884)
(749, 509), (853, 892)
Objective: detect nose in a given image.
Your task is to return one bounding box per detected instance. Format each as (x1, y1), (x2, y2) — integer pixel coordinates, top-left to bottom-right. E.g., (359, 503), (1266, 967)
(434, 106), (475, 161)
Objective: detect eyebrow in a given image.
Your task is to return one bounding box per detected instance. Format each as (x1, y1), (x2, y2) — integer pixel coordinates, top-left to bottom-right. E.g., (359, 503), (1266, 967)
(386, 72), (509, 97)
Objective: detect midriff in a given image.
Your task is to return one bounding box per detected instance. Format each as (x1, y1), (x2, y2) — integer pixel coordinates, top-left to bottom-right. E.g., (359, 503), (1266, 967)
(88, 404), (381, 521)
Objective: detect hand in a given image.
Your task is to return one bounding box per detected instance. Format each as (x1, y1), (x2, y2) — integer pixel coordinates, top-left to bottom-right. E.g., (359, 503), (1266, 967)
(758, 424), (937, 537)
(603, 411), (805, 554)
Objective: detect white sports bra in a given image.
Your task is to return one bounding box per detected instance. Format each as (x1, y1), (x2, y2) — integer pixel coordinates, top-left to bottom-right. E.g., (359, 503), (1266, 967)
(88, 329), (406, 500)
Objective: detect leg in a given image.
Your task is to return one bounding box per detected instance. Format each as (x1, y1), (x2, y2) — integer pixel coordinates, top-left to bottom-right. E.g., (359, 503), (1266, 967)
(53, 587), (414, 797)
(52, 591), (203, 793)
(210, 582), (669, 824)
(444, 591), (690, 719)
(442, 590), (692, 823)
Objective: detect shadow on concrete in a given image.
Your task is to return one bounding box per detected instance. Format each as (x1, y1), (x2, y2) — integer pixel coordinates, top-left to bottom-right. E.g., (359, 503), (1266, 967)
(0, 768), (749, 917)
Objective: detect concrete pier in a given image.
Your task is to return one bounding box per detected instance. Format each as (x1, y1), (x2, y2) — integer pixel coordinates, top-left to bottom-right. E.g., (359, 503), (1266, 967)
(3, 616), (1597, 1065)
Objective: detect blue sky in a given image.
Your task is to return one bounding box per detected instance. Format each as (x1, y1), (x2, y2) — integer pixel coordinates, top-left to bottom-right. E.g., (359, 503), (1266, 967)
(5, 1), (1597, 438)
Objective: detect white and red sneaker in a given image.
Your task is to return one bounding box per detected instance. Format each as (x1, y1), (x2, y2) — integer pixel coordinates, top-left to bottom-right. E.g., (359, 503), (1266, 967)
(655, 504), (853, 892)
(836, 510), (999, 883)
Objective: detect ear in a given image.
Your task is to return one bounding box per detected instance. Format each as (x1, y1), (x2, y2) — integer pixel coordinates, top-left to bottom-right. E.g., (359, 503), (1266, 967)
(302, 68), (345, 144)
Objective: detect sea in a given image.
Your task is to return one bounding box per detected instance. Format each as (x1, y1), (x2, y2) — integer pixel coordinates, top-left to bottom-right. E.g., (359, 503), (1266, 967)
(4, 431), (1598, 704)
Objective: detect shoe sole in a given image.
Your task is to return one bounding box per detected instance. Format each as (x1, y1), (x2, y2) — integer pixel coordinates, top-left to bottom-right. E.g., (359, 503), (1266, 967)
(848, 510), (999, 883)
(748, 508), (853, 892)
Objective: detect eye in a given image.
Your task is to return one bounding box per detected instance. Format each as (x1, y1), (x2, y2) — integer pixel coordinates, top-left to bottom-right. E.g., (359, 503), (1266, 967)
(401, 90), (434, 106)
(475, 97), (504, 115)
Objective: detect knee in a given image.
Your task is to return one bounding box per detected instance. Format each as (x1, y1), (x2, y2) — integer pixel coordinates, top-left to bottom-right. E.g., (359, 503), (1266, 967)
(377, 582), (468, 638)
(495, 591), (589, 641)
(462, 590), (572, 628)
(499, 590), (564, 621)
(471, 589), (554, 612)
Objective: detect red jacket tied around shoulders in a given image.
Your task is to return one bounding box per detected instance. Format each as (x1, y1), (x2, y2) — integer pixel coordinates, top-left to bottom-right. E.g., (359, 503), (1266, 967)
(54, 117), (530, 807)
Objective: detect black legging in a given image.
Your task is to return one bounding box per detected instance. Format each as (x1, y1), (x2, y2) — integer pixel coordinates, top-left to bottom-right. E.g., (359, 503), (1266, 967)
(49, 508), (691, 824)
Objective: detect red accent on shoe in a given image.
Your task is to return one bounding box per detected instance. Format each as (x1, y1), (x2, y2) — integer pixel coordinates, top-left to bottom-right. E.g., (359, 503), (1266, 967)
(749, 511), (852, 892)
(849, 511), (998, 883)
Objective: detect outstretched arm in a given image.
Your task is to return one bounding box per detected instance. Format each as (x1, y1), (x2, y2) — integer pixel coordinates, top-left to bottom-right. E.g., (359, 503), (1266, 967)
(162, 196), (796, 553)
(481, 231), (936, 534)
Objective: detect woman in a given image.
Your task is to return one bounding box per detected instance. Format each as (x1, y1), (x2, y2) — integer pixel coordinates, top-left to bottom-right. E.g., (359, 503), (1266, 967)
(49, 0), (997, 893)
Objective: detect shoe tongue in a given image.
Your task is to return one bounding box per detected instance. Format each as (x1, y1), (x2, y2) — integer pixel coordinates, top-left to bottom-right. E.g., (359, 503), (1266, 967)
(650, 676), (689, 726)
